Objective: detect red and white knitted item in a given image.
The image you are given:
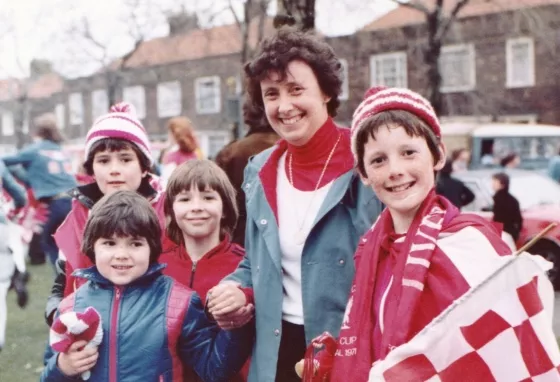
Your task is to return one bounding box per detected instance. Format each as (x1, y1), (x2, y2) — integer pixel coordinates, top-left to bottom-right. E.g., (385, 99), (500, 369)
(85, 102), (154, 165)
(50, 307), (103, 380)
(350, 86), (441, 163)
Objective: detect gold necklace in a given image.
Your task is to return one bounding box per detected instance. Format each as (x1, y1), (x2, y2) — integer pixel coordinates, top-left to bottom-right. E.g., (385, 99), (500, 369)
(288, 134), (342, 244)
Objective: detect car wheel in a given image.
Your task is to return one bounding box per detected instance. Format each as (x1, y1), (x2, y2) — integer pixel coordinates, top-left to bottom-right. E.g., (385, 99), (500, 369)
(534, 246), (560, 290)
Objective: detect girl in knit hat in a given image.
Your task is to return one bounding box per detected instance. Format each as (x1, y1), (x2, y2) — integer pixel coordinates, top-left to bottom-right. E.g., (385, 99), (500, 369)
(300, 87), (515, 381)
(45, 102), (167, 326)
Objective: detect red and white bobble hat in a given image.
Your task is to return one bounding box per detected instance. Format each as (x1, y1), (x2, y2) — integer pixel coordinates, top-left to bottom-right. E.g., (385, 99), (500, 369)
(350, 86), (441, 163)
(85, 102), (154, 166)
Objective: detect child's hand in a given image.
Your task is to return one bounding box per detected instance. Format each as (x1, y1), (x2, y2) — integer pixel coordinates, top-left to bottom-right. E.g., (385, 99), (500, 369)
(214, 304), (255, 330)
(207, 284), (247, 316)
(57, 340), (99, 377)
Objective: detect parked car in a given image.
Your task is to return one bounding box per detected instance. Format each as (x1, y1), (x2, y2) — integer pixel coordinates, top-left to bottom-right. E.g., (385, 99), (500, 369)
(454, 169), (560, 288)
(441, 122), (560, 170)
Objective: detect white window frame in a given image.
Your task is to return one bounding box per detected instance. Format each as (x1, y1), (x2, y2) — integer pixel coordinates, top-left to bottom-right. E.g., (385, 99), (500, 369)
(68, 92), (83, 125)
(195, 76), (221, 115)
(157, 81), (182, 118)
(197, 130), (230, 159)
(339, 59), (349, 100)
(91, 89), (109, 120)
(123, 86), (146, 119)
(439, 44), (476, 93)
(1, 111), (14, 136)
(369, 51), (407, 88)
(55, 104), (66, 130)
(506, 37), (535, 88)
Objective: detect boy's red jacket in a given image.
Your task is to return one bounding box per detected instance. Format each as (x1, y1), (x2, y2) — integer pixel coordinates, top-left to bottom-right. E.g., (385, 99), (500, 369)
(159, 235), (245, 302)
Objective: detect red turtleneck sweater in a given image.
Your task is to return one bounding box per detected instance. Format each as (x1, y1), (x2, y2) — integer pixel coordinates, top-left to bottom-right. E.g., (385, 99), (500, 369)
(258, 118), (354, 219)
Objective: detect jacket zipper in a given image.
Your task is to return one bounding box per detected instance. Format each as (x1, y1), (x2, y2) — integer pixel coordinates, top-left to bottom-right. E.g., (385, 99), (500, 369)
(110, 286), (123, 382)
(189, 261), (197, 288)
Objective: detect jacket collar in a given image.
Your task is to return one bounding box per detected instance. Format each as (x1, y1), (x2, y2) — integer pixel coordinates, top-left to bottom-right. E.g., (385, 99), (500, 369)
(68, 175), (159, 209)
(73, 262), (166, 287)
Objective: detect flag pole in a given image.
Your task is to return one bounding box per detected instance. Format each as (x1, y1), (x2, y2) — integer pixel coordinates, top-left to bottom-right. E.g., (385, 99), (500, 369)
(514, 222), (558, 256)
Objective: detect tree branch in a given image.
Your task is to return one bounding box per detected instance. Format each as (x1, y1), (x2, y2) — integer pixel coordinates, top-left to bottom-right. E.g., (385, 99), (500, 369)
(437, 0), (470, 41)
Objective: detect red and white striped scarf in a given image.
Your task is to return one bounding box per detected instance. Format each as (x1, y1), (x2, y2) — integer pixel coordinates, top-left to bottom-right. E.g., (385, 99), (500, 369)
(330, 190), (511, 381)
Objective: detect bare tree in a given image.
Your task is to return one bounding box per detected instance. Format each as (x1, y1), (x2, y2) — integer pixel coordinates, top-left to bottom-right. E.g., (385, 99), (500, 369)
(277, 0), (316, 31)
(59, 0), (169, 106)
(388, 0), (471, 115)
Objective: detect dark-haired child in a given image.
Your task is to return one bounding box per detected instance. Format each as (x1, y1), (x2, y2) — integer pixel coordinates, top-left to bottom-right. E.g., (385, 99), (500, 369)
(40, 190), (252, 382)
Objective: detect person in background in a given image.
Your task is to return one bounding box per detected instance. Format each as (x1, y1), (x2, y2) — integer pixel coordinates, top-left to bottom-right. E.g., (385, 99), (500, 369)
(2, 114), (77, 268)
(160, 117), (204, 185)
(436, 159), (475, 209)
(500, 152), (521, 169)
(450, 147), (470, 172)
(206, 27), (382, 382)
(215, 112), (280, 246)
(492, 172), (523, 242)
(548, 147), (560, 183)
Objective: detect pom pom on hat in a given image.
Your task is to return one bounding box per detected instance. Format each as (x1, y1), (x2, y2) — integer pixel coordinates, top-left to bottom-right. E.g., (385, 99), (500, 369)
(350, 87), (441, 163)
(85, 101), (153, 166)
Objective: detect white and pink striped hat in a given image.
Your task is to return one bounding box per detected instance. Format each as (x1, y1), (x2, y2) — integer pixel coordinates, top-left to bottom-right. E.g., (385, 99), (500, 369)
(350, 86), (441, 163)
(85, 102), (153, 165)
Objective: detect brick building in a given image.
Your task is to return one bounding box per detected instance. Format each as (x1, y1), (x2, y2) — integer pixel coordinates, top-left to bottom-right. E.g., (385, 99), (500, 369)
(1, 0), (560, 157)
(328, 0), (560, 126)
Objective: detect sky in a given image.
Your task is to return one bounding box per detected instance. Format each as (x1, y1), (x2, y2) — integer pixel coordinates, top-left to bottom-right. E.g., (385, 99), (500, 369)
(0, 0), (397, 78)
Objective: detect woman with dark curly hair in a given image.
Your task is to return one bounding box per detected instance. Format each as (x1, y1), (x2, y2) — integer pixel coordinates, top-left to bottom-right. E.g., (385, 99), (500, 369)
(207, 27), (383, 381)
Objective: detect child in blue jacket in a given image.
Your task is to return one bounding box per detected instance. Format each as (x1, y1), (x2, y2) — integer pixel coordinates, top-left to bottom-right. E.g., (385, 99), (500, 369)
(41, 190), (253, 382)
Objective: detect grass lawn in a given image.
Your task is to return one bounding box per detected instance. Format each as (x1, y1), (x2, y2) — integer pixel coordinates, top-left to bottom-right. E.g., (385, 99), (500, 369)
(0, 263), (52, 381)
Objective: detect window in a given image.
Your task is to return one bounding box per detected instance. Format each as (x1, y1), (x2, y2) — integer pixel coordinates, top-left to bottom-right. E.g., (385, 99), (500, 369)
(91, 89), (109, 120)
(439, 44), (476, 92)
(369, 52), (407, 88)
(157, 81), (182, 118)
(195, 76), (221, 114)
(339, 59), (349, 100)
(123, 86), (146, 119)
(1, 112), (14, 136)
(207, 135), (229, 158)
(69, 92), (83, 125)
(55, 104), (65, 130)
(506, 37), (534, 88)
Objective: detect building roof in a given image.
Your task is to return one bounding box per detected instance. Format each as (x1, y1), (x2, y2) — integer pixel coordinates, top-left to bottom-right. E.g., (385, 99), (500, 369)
(113, 17), (275, 70)
(0, 73), (64, 102)
(362, 0), (560, 31)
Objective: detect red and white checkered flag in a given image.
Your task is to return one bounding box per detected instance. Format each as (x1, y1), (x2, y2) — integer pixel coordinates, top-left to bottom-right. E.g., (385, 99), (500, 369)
(369, 253), (560, 381)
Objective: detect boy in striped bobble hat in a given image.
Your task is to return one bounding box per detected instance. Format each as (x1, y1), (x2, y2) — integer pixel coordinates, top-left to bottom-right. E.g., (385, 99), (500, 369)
(298, 87), (513, 381)
(45, 102), (167, 327)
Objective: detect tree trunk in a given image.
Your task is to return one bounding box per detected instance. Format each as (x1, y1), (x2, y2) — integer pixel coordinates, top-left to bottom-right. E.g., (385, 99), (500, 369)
(425, 12), (443, 115)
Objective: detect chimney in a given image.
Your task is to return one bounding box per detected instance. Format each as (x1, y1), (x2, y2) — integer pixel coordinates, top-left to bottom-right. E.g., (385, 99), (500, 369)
(167, 13), (199, 36)
(29, 59), (53, 79)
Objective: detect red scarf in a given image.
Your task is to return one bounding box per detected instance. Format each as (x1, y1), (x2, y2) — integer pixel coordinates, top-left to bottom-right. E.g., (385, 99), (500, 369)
(330, 190), (510, 381)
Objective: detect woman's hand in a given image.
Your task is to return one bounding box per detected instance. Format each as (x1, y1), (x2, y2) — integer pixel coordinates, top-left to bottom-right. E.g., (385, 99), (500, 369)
(57, 340), (98, 377)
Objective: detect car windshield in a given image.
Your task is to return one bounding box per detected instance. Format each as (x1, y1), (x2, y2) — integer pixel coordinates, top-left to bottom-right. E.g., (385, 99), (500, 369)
(482, 174), (560, 210)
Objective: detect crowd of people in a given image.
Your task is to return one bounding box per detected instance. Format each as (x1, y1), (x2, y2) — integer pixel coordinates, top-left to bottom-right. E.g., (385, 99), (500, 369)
(0, 25), (557, 382)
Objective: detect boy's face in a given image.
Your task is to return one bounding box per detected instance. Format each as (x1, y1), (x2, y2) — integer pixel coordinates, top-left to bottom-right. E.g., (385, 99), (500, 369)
(171, 125), (197, 152)
(92, 148), (146, 195)
(172, 187), (223, 244)
(94, 235), (150, 285)
(492, 178), (503, 192)
(360, 124), (445, 231)
(260, 60), (330, 147)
